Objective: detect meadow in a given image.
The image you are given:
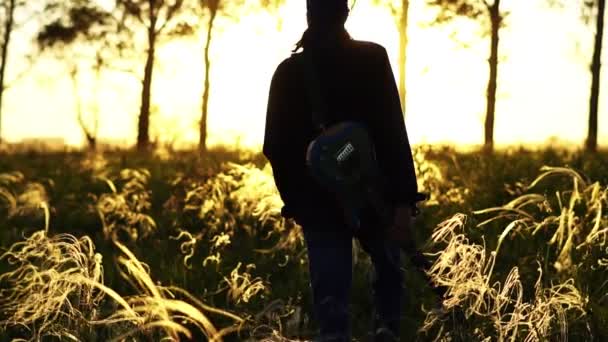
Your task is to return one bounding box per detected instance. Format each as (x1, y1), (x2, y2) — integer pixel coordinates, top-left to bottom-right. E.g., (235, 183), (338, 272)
(0, 145), (607, 341)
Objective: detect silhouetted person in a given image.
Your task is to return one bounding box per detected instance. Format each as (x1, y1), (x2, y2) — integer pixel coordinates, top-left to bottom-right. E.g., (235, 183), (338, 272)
(263, 0), (419, 341)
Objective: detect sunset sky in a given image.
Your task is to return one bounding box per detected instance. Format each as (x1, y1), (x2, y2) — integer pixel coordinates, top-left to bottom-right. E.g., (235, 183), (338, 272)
(2, 0), (607, 149)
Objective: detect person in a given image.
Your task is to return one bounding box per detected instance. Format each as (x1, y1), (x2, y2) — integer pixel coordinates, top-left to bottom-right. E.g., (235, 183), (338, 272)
(263, 0), (420, 341)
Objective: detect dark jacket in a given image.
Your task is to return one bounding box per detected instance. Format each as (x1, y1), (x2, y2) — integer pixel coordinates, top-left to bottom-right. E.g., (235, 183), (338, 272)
(263, 37), (418, 227)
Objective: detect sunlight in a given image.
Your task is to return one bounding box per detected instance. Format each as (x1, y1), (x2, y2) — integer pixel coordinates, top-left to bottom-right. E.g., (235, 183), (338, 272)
(151, 0), (491, 149)
(2, 0), (606, 149)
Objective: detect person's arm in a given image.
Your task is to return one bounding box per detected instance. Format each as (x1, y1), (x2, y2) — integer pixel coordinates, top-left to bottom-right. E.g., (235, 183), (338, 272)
(370, 46), (419, 209)
(263, 61), (298, 218)
(370, 48), (442, 286)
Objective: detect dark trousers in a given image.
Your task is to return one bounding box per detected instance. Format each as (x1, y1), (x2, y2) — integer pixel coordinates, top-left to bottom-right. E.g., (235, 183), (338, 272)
(301, 219), (404, 342)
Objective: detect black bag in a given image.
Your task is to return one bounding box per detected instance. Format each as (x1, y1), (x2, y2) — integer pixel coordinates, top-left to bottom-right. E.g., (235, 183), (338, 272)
(301, 48), (445, 298)
(300, 49), (419, 232)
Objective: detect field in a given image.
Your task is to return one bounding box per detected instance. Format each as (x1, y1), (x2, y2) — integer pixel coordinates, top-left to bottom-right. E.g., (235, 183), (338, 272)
(0, 146), (607, 341)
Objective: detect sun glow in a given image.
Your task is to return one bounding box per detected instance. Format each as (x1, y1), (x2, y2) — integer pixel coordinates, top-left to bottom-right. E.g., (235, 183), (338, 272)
(2, 0), (607, 149)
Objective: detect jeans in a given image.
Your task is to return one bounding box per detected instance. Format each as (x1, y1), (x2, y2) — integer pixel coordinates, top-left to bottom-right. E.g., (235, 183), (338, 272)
(301, 218), (404, 342)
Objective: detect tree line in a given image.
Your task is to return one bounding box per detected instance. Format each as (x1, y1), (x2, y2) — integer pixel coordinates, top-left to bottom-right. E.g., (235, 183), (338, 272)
(425, 0), (605, 152)
(0, 0), (605, 152)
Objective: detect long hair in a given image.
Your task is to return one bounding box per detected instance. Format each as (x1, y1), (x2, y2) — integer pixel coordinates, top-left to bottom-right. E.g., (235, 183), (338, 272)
(293, 0), (352, 53)
(293, 27), (351, 53)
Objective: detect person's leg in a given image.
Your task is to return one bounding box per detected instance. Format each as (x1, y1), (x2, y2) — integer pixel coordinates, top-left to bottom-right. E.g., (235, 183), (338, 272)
(358, 235), (403, 341)
(302, 223), (353, 342)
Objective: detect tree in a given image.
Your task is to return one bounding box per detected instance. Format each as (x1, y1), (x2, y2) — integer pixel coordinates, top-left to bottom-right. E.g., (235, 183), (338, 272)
(197, 0), (220, 154)
(0, 0), (17, 144)
(0, 0), (27, 143)
(70, 64), (99, 150)
(585, 0), (605, 152)
(37, 1), (113, 150)
(550, 0), (606, 151)
(114, 0), (185, 151)
(39, 0), (186, 151)
(185, 0), (281, 153)
(70, 54), (105, 151)
(428, 0), (506, 151)
(374, 0), (410, 116)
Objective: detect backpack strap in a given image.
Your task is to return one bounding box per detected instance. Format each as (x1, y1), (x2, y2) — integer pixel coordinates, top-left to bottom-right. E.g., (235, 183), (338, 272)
(299, 49), (328, 131)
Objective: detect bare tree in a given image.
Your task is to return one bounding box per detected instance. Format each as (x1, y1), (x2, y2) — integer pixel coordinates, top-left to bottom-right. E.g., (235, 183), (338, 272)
(39, 0), (187, 151)
(72, 55), (104, 150)
(549, 0), (606, 151)
(37, 1), (113, 150)
(68, 64), (98, 149)
(181, 0), (281, 153)
(0, 0), (28, 143)
(114, 0), (185, 151)
(198, 0), (220, 154)
(0, 0), (16, 144)
(428, 0), (506, 151)
(585, 0), (605, 152)
(374, 0), (410, 116)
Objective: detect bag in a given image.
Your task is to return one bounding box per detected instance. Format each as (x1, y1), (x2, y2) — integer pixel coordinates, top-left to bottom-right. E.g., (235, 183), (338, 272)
(300, 49), (414, 232)
(306, 120), (386, 230)
(301, 49), (446, 298)
(302, 49), (392, 231)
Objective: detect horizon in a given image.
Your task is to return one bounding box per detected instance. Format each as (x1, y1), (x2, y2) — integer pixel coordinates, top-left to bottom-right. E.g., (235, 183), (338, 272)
(1, 0), (606, 150)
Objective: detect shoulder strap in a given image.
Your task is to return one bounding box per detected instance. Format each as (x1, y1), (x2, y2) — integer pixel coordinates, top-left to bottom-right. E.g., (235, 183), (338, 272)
(299, 49), (328, 131)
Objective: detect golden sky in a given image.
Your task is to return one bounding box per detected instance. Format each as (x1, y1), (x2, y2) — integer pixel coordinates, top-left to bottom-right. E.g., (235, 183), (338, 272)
(2, 0), (607, 149)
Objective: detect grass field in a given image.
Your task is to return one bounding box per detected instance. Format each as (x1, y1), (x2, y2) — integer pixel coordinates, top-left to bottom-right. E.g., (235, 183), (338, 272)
(0, 145), (607, 341)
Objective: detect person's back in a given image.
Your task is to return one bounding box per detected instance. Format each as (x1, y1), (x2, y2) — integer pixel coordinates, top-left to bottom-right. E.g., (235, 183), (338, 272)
(263, 1), (419, 341)
(264, 35), (417, 229)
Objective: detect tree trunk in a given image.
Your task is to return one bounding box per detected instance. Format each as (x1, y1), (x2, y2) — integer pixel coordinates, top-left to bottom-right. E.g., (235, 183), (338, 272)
(587, 0), (605, 153)
(137, 18), (157, 151)
(71, 65), (96, 150)
(397, 0), (409, 117)
(484, 0), (500, 152)
(0, 0), (16, 144)
(199, 8), (217, 153)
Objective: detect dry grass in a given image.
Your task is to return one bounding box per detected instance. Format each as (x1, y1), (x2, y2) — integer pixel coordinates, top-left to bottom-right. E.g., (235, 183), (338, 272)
(421, 165), (606, 341)
(102, 240), (244, 342)
(0, 230), (105, 340)
(97, 168), (157, 242)
(0, 171), (49, 231)
(2, 151), (606, 341)
(172, 162), (302, 268)
(474, 166), (608, 274)
(0, 227), (244, 341)
(423, 214), (587, 341)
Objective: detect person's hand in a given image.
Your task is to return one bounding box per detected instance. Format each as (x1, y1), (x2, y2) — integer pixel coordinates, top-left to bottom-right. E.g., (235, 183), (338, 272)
(387, 205), (414, 243)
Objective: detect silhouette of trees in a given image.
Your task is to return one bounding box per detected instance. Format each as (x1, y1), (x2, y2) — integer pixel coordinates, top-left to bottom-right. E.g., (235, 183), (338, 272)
(39, 0), (188, 151)
(37, 1), (114, 150)
(0, 0), (28, 143)
(69, 60), (102, 150)
(178, 0), (282, 154)
(549, 0), (605, 151)
(584, 0), (605, 152)
(151, 0), (213, 154)
(428, 0), (506, 151)
(114, 0), (186, 151)
(374, 0), (410, 116)
(196, 0), (222, 154)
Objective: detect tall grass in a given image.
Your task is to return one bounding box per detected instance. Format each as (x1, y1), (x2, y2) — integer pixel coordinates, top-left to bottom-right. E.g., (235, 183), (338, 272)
(422, 165), (608, 341)
(0, 230), (104, 340)
(422, 214), (587, 341)
(97, 168), (157, 242)
(1, 147), (607, 341)
(172, 162), (301, 271)
(0, 227), (244, 341)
